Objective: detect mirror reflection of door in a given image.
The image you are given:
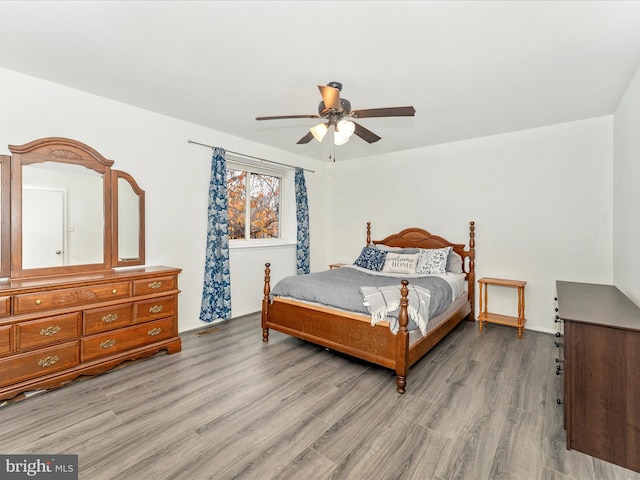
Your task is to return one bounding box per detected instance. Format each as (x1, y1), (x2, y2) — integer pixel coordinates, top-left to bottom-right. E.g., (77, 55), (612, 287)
(22, 186), (66, 269)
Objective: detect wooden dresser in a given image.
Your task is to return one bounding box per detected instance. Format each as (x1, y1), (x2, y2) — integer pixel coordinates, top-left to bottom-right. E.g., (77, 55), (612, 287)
(556, 281), (640, 472)
(0, 266), (181, 401)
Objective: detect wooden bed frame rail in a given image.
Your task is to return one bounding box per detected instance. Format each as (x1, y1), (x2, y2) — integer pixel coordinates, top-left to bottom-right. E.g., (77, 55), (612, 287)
(262, 221), (476, 394)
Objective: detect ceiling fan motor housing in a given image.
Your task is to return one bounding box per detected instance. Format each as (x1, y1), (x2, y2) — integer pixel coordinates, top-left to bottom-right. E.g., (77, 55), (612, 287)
(318, 98), (351, 116)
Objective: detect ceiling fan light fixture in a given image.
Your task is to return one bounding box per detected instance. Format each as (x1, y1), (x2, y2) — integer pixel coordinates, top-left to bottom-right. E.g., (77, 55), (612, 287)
(310, 123), (328, 142)
(334, 129), (350, 145)
(337, 119), (355, 138)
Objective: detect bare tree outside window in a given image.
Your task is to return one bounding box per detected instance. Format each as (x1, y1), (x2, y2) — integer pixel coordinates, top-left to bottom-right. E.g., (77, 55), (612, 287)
(249, 173), (280, 238)
(227, 169), (246, 239)
(227, 168), (280, 240)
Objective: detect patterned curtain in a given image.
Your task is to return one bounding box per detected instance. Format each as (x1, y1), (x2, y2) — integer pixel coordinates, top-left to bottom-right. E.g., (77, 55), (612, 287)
(199, 147), (231, 323)
(295, 167), (310, 275)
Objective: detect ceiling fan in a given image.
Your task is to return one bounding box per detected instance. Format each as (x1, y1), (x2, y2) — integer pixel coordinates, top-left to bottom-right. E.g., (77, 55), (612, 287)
(256, 81), (416, 145)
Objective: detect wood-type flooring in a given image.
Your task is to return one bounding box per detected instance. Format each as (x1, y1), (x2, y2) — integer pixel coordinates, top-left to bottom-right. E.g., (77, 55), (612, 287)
(2, 313), (640, 480)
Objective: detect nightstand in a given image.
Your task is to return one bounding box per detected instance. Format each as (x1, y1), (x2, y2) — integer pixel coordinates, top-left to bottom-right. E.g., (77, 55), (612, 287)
(478, 277), (527, 339)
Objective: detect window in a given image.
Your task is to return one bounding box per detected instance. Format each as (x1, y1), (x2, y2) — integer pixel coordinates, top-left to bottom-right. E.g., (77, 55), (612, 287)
(227, 166), (281, 240)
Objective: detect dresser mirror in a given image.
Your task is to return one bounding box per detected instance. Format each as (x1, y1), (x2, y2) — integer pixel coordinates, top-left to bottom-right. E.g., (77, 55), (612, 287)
(5, 137), (145, 279)
(22, 162), (105, 269)
(113, 170), (145, 266)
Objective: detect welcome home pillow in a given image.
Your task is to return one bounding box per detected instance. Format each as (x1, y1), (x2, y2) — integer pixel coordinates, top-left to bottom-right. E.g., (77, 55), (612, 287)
(354, 247), (387, 272)
(381, 252), (420, 274)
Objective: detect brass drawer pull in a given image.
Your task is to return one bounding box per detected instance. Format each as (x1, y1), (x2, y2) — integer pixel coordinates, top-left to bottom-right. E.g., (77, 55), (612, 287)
(38, 355), (59, 368)
(35, 299), (42, 305)
(148, 327), (162, 337)
(40, 325), (61, 336)
(100, 339), (116, 349)
(149, 305), (163, 314)
(112, 289), (118, 294)
(148, 281), (162, 289)
(101, 313), (119, 324)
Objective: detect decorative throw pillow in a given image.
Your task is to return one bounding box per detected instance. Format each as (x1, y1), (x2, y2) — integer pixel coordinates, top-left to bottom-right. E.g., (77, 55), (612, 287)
(416, 246), (452, 275)
(447, 251), (464, 274)
(382, 252), (420, 274)
(354, 247), (387, 272)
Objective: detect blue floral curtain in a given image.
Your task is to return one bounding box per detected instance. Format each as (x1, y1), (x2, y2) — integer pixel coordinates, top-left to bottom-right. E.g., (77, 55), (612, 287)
(199, 147), (231, 322)
(295, 167), (310, 275)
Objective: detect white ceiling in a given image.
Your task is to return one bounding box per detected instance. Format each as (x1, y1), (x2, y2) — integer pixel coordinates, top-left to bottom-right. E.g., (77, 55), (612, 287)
(1, 1), (640, 161)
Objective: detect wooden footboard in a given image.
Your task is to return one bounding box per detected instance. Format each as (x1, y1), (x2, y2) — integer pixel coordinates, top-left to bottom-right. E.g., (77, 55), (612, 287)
(262, 266), (412, 393)
(262, 270), (470, 394)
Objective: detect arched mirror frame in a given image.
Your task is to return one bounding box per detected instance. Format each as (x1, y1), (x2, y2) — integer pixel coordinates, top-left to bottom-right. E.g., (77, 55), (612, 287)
(5, 137), (145, 279)
(112, 170), (145, 267)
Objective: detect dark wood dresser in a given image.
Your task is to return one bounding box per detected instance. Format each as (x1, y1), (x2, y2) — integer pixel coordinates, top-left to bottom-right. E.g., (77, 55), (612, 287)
(556, 281), (640, 472)
(0, 266), (181, 402)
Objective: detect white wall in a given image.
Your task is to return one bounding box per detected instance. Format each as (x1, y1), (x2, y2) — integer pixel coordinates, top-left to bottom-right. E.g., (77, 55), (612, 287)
(613, 64), (640, 305)
(327, 117), (614, 333)
(0, 67), (328, 332)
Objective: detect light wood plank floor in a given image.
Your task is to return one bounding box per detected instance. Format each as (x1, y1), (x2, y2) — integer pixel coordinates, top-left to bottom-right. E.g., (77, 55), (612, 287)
(2, 314), (640, 480)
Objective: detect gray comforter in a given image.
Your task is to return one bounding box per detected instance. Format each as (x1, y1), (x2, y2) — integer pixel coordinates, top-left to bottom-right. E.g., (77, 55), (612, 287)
(270, 266), (452, 322)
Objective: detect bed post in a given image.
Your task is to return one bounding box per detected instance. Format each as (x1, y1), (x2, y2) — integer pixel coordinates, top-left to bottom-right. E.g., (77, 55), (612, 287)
(396, 280), (410, 394)
(262, 263), (271, 342)
(467, 221), (476, 322)
(366, 222), (371, 246)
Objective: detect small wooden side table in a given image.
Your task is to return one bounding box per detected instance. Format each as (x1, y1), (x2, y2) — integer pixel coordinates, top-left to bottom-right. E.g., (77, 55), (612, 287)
(329, 263), (346, 270)
(478, 277), (527, 339)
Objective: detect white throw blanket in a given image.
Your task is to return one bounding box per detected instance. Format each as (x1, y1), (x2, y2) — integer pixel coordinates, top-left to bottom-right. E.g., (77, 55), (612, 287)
(360, 284), (432, 335)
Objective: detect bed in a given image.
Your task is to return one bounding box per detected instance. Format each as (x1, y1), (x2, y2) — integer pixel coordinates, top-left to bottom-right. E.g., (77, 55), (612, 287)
(261, 221), (476, 394)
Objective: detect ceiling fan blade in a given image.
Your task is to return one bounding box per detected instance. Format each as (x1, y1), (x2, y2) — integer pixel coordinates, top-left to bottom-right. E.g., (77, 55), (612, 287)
(351, 106), (416, 119)
(256, 114), (320, 121)
(353, 122), (381, 143)
(318, 85), (341, 112)
(296, 131), (314, 144)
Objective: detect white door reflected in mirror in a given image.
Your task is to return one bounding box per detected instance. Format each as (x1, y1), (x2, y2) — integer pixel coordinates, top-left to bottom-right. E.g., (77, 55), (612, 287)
(22, 187), (65, 269)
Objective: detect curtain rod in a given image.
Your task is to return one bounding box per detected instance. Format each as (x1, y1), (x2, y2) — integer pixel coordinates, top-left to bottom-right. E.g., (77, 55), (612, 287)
(187, 139), (315, 174)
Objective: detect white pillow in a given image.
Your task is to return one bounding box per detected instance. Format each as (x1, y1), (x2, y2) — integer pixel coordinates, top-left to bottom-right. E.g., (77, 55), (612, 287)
(447, 251), (464, 274)
(374, 244), (420, 254)
(416, 247), (452, 275)
(381, 252), (420, 274)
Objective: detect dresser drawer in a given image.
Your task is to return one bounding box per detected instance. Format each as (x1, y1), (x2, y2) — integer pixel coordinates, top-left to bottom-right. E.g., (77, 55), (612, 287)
(0, 341), (79, 387)
(14, 281), (131, 314)
(16, 313), (80, 351)
(81, 317), (175, 362)
(83, 303), (133, 335)
(133, 276), (177, 296)
(134, 296), (176, 323)
(0, 296), (11, 317)
(0, 324), (12, 356)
